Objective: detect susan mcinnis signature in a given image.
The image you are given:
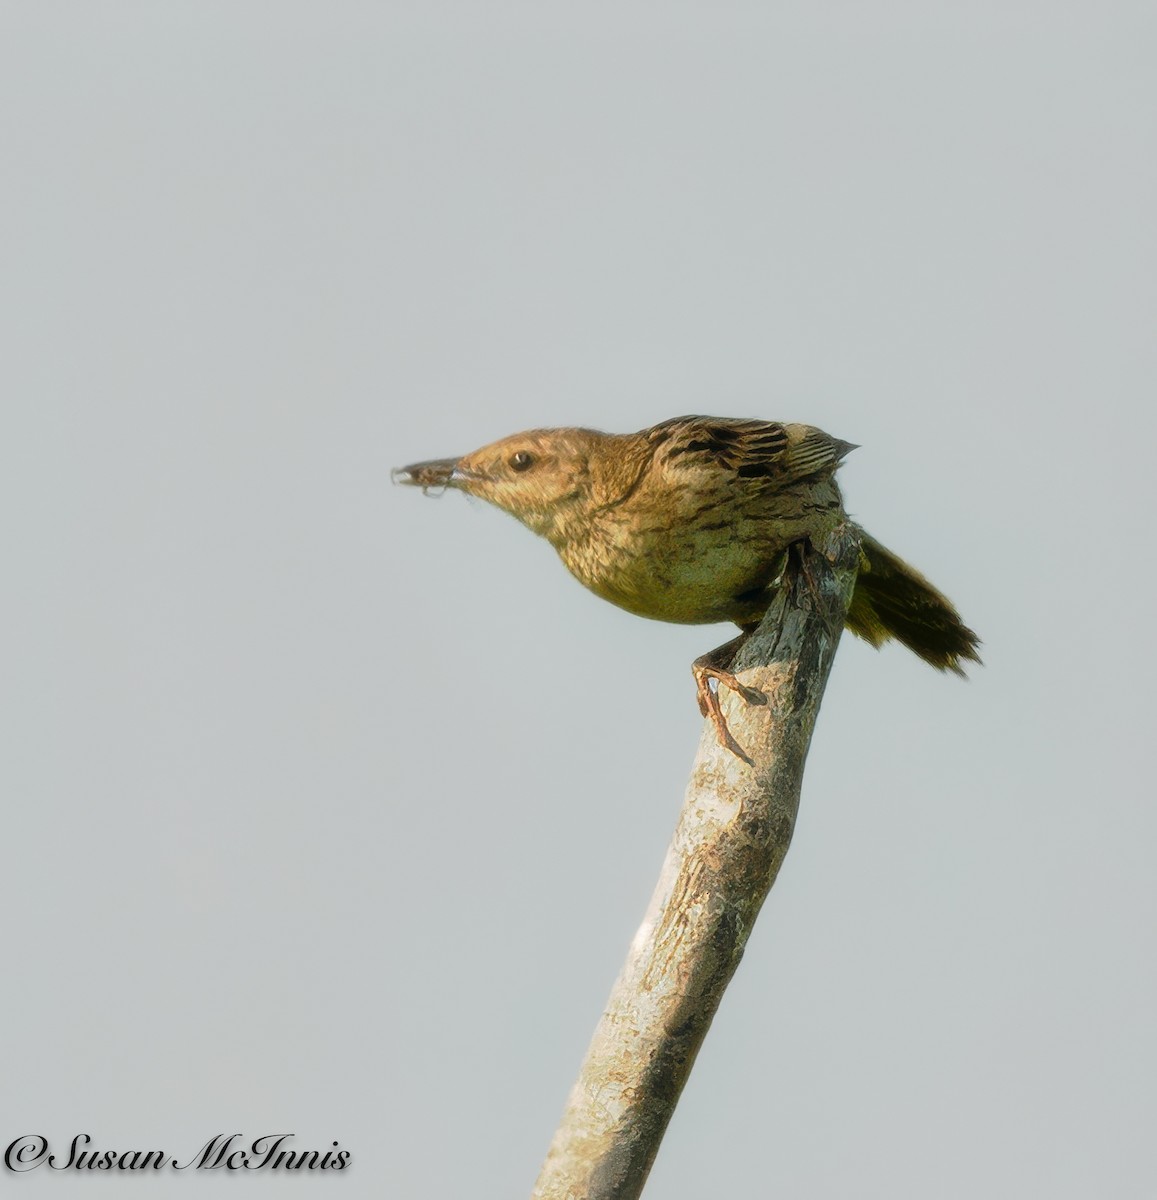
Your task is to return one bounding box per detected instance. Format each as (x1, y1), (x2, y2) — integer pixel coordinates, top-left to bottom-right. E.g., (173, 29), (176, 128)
(4, 1133), (351, 1173)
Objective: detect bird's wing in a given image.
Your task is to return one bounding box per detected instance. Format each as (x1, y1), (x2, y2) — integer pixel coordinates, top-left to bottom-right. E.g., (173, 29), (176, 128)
(644, 416), (855, 485)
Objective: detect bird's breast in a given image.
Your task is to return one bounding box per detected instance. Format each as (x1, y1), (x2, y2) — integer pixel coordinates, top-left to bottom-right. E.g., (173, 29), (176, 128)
(550, 471), (845, 625)
(556, 512), (786, 625)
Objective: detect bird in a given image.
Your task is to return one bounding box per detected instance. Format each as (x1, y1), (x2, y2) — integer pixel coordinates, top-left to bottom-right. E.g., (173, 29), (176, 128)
(393, 416), (980, 759)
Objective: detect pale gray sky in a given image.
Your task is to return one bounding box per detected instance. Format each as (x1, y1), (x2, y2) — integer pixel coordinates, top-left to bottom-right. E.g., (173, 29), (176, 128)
(2, 3), (1155, 1197)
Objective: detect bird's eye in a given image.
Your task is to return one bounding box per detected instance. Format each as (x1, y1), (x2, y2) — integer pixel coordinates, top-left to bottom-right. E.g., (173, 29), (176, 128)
(510, 451), (535, 472)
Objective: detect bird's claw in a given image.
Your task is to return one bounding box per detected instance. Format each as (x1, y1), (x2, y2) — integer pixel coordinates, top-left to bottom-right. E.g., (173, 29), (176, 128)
(692, 664), (766, 764)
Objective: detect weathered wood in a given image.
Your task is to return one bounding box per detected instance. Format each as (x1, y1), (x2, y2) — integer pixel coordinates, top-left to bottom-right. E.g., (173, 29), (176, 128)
(531, 523), (861, 1200)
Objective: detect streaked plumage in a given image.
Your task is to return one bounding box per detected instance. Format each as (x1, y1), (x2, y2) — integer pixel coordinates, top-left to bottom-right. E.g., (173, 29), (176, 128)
(395, 416), (980, 754)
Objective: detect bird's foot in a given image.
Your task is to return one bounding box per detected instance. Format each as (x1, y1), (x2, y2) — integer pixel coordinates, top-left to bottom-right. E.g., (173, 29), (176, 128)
(692, 641), (767, 764)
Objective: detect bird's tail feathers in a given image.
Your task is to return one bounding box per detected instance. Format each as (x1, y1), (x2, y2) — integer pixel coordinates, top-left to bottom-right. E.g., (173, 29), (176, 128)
(846, 528), (981, 674)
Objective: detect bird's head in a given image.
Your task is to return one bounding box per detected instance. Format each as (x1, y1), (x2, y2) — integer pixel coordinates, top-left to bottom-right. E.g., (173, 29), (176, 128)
(393, 427), (613, 544)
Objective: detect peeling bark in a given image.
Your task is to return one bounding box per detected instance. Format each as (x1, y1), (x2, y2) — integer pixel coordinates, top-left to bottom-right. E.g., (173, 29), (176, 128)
(532, 523), (861, 1200)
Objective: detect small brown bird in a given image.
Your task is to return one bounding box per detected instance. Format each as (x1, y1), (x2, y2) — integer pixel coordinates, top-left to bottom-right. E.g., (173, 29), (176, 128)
(394, 416), (980, 757)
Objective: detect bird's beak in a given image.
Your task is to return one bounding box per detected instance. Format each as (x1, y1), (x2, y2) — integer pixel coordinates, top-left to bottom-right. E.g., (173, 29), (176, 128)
(391, 457), (478, 492)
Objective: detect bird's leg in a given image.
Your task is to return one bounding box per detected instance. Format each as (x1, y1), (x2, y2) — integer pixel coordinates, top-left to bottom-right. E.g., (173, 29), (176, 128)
(788, 537), (825, 610)
(692, 630), (767, 763)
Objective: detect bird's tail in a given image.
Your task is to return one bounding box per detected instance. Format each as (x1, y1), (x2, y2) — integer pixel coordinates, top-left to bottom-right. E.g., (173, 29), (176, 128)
(846, 528), (981, 674)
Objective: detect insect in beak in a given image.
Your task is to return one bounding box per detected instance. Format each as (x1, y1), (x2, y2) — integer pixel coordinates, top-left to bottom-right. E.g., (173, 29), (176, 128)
(391, 458), (478, 496)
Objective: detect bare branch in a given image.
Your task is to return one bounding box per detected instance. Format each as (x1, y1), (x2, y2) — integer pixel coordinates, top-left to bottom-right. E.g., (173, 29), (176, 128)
(532, 523), (862, 1200)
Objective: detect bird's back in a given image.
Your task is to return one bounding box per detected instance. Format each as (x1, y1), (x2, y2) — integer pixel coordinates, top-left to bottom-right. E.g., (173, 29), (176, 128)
(557, 417), (852, 625)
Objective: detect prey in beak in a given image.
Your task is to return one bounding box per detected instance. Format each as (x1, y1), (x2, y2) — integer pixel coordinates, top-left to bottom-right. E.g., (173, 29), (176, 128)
(390, 458), (476, 495)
